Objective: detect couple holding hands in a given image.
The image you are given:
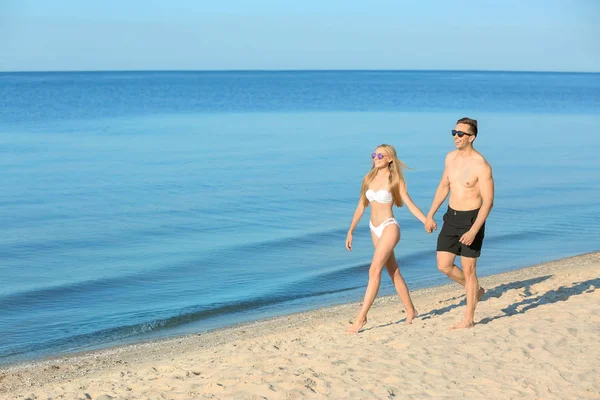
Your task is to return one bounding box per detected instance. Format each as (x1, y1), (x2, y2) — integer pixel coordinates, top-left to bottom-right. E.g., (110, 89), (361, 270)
(345, 117), (495, 333)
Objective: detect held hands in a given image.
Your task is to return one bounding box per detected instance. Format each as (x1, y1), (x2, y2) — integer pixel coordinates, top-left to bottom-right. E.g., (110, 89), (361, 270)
(424, 217), (437, 233)
(459, 229), (476, 246)
(345, 232), (353, 251)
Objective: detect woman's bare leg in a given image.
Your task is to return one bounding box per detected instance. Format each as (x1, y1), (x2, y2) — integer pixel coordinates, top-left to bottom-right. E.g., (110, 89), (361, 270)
(384, 252), (418, 324)
(371, 232), (418, 324)
(346, 224), (400, 333)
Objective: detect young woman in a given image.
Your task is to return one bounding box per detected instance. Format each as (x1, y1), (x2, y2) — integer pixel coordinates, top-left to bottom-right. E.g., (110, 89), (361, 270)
(345, 144), (427, 333)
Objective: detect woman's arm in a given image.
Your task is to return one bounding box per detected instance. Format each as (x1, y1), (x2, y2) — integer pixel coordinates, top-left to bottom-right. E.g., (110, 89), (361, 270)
(346, 201), (366, 251)
(400, 181), (427, 224)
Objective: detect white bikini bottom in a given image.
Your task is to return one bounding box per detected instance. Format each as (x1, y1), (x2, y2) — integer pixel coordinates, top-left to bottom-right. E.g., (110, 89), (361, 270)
(369, 217), (399, 239)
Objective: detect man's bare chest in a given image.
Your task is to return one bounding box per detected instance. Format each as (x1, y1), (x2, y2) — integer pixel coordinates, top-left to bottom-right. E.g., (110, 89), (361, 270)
(448, 164), (478, 189)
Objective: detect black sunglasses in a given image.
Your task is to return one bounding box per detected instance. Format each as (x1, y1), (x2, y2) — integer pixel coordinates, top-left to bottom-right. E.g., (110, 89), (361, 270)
(451, 130), (475, 137)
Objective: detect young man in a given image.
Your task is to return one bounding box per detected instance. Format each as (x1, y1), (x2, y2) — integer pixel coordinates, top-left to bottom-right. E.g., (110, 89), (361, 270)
(425, 117), (494, 329)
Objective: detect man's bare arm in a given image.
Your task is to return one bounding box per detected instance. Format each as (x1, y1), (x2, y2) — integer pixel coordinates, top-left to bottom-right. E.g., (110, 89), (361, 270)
(470, 162), (494, 233)
(427, 154), (451, 218)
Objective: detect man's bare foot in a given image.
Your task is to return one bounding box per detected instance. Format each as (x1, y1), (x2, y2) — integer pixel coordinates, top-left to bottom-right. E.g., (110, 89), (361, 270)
(404, 309), (418, 325)
(346, 317), (367, 333)
(478, 287), (486, 300)
(449, 320), (474, 330)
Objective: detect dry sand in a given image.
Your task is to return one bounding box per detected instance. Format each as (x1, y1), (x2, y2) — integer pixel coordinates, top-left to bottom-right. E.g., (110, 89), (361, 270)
(2, 252), (599, 399)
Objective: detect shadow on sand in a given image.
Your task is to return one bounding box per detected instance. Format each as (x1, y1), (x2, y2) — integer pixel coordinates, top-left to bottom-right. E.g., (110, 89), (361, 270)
(361, 276), (554, 331)
(478, 277), (599, 325)
(357, 275), (599, 331)
(418, 275), (554, 321)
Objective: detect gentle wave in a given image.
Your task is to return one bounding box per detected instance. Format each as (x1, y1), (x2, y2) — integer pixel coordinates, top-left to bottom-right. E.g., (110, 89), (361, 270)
(0, 226), (554, 308)
(0, 285), (361, 362)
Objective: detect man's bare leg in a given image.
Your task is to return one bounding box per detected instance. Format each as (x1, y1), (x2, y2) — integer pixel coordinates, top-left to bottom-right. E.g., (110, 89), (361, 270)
(450, 256), (479, 329)
(437, 251), (485, 299)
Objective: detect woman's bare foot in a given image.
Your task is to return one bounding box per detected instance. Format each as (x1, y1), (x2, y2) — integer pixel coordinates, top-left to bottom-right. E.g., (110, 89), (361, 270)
(404, 308), (418, 325)
(449, 319), (474, 330)
(346, 317), (367, 333)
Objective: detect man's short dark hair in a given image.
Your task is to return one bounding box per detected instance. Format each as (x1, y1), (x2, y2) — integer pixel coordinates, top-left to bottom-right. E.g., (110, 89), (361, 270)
(457, 117), (478, 136)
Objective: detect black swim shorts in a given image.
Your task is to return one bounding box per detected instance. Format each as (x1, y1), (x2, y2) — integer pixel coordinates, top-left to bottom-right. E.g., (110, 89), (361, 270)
(436, 207), (485, 258)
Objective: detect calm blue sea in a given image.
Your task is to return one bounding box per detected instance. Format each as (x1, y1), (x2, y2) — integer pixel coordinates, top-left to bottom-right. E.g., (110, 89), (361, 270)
(1, 71), (599, 365)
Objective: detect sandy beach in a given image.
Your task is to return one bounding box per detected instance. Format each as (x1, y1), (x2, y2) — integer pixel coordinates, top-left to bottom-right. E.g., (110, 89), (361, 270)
(2, 252), (599, 399)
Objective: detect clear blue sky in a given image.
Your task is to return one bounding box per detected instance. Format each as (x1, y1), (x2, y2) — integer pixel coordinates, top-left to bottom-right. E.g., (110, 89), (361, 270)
(1, 0), (598, 72)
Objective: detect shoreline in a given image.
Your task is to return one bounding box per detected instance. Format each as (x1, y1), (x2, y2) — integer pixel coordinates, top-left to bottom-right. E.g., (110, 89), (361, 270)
(3, 251), (598, 371)
(2, 251), (599, 398)
(2, 251), (594, 371)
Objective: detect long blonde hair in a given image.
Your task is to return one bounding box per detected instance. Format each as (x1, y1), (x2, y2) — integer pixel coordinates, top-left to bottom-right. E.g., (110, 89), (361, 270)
(360, 144), (409, 207)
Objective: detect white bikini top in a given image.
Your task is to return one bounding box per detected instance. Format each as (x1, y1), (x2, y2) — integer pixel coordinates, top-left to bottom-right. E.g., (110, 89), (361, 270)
(366, 189), (393, 204)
